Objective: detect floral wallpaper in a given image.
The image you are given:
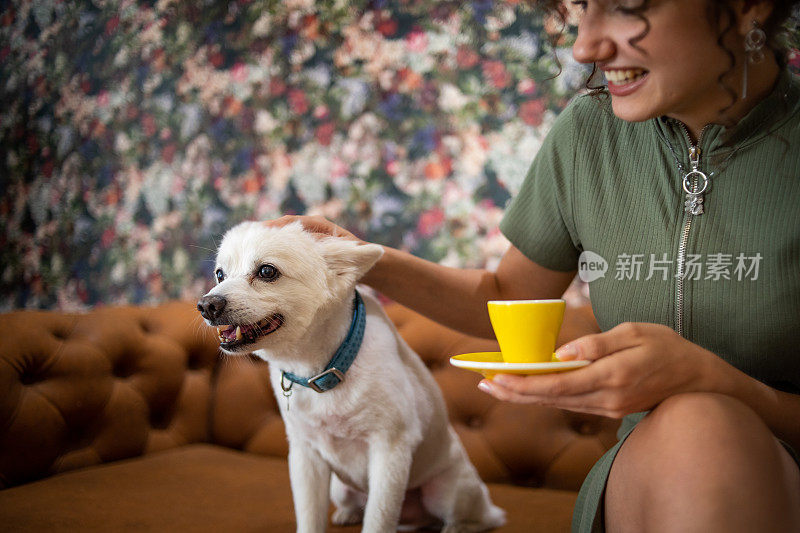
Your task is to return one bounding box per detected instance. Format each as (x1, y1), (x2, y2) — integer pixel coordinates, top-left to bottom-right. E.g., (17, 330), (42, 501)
(2, 0), (798, 311)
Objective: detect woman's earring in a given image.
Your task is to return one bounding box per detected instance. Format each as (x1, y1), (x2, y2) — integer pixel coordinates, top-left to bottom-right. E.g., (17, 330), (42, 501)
(742, 20), (766, 99)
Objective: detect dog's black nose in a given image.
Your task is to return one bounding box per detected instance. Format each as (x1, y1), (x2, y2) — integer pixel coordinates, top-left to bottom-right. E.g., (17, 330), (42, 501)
(197, 295), (227, 321)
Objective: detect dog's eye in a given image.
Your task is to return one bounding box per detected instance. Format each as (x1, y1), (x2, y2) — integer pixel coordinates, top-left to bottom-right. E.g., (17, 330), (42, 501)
(215, 269), (225, 283)
(257, 264), (280, 281)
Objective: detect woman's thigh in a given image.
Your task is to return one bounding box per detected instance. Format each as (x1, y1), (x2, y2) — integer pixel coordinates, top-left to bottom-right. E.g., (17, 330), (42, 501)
(604, 392), (800, 533)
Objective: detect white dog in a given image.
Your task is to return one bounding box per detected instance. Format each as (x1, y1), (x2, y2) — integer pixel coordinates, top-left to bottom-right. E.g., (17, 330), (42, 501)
(197, 221), (505, 533)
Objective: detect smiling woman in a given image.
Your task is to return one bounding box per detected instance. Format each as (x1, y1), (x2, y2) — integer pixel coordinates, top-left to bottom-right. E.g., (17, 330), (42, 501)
(270, 0), (800, 531)
(494, 1), (800, 531)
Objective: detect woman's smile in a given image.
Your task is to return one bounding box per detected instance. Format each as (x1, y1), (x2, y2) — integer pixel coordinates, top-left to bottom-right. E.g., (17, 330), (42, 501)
(603, 68), (649, 96)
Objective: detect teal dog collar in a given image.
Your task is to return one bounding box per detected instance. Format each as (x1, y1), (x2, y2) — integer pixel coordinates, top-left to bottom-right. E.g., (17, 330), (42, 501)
(281, 291), (365, 393)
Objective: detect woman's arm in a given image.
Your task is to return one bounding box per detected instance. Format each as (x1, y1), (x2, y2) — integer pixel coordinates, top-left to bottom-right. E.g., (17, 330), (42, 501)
(364, 244), (576, 338)
(266, 215), (577, 338)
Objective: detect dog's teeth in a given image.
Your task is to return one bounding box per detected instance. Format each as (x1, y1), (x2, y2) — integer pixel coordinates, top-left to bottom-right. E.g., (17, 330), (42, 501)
(235, 326), (242, 341)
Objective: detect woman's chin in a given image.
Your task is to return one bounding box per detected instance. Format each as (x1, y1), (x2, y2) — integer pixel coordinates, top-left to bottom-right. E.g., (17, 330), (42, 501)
(609, 100), (659, 124)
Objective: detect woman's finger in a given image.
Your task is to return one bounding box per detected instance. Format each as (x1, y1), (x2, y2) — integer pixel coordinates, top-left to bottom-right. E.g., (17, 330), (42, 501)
(478, 379), (619, 417)
(555, 322), (646, 361)
(490, 351), (623, 397)
(262, 215), (301, 228)
(263, 215), (358, 240)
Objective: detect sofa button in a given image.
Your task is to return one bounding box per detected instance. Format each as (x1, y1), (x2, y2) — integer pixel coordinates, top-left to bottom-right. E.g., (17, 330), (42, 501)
(467, 416), (483, 429)
(20, 366), (40, 385)
(51, 328), (70, 340)
(112, 357), (136, 378)
(186, 351), (204, 370)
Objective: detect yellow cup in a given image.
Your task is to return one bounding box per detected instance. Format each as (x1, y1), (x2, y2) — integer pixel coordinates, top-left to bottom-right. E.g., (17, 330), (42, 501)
(487, 299), (566, 363)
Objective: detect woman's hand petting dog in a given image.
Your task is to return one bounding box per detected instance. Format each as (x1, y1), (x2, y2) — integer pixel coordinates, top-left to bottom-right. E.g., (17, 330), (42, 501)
(478, 322), (726, 419)
(264, 215), (362, 242)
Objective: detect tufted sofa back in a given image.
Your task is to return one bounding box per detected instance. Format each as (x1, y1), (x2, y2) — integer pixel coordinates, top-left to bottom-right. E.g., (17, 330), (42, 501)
(0, 301), (620, 491)
(0, 302), (219, 488)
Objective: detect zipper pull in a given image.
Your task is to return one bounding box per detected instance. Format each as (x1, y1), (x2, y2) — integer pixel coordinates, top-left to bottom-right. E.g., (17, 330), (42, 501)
(689, 146), (700, 170)
(683, 145), (708, 215)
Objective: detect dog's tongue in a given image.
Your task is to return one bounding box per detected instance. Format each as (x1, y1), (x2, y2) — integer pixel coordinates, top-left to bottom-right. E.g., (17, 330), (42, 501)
(218, 325), (239, 342)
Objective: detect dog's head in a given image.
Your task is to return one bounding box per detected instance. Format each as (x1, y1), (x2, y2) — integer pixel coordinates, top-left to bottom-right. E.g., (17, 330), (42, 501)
(197, 221), (383, 355)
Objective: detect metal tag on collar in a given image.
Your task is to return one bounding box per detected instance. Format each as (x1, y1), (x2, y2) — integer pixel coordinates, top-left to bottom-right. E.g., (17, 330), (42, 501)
(307, 368), (345, 393)
(280, 371), (294, 410)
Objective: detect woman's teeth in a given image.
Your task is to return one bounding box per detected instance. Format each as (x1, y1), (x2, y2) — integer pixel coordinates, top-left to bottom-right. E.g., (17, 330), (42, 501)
(605, 69), (647, 85)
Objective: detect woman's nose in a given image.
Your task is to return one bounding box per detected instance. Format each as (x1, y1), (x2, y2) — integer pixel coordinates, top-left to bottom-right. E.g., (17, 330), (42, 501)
(572, 17), (616, 65)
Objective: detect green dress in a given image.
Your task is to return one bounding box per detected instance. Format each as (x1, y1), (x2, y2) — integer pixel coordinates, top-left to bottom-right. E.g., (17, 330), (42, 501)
(499, 70), (800, 532)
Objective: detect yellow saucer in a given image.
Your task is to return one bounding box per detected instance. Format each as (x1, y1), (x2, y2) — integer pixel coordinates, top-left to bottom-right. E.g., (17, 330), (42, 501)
(449, 352), (590, 378)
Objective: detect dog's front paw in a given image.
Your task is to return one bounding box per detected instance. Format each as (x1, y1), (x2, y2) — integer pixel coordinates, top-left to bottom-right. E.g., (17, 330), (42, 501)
(331, 506), (363, 526)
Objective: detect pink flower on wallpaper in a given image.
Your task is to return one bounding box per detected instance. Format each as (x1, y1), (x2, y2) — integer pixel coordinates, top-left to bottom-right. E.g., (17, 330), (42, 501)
(231, 62), (248, 83)
(789, 49), (800, 70)
(313, 105), (330, 120)
(270, 78), (287, 96)
(142, 114), (157, 137)
(105, 15), (120, 36)
(517, 78), (537, 95)
(162, 143), (177, 163)
(482, 60), (510, 90)
(456, 46), (480, 69)
(417, 207), (445, 237)
(288, 88), (309, 115)
(519, 99), (546, 126)
(101, 228), (116, 248)
(315, 122), (335, 146)
(331, 156), (349, 179)
(405, 27), (428, 53)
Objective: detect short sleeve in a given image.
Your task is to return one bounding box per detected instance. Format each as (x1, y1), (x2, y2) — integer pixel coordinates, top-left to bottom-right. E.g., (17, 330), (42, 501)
(499, 100), (582, 272)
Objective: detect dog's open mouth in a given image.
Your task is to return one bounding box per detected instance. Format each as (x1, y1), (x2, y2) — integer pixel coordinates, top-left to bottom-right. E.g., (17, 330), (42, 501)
(216, 314), (284, 348)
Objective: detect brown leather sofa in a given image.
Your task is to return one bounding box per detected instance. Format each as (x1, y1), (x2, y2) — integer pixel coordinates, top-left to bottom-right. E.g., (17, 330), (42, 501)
(0, 300), (619, 532)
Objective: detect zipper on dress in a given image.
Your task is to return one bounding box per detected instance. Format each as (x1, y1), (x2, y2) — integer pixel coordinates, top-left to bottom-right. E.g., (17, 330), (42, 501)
(674, 123), (710, 338)
(675, 211), (693, 337)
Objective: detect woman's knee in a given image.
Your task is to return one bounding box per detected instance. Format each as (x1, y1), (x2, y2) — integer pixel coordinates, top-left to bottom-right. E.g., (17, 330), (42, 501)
(606, 392), (800, 531)
(614, 392), (787, 487)
(643, 392), (770, 451)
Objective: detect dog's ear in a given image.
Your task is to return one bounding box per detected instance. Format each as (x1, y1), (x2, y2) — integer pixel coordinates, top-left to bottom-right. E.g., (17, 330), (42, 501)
(317, 238), (384, 296)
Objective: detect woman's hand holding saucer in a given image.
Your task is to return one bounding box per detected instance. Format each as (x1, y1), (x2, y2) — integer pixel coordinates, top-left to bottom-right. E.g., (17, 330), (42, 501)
(477, 322), (721, 419)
